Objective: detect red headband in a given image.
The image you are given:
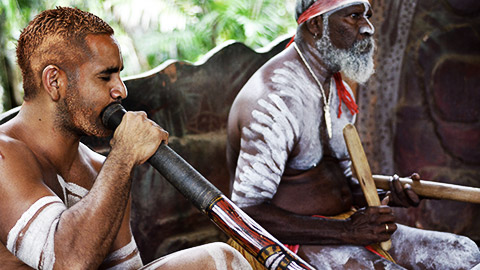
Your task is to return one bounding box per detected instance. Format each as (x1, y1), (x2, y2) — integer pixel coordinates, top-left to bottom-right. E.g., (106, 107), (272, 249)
(286, 0), (369, 47)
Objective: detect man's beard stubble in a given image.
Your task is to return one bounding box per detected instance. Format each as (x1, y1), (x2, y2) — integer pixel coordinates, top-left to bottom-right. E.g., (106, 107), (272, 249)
(315, 24), (376, 84)
(55, 81), (112, 138)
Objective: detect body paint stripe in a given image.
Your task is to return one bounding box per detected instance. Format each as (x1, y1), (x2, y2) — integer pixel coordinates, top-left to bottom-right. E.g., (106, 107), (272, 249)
(7, 196), (65, 270)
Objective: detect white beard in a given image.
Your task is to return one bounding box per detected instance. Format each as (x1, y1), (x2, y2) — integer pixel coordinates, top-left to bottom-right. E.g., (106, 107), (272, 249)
(315, 27), (376, 84)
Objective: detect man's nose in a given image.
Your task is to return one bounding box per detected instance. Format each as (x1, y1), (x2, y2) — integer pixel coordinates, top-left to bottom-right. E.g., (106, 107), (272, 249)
(110, 78), (128, 100)
(359, 17), (375, 36)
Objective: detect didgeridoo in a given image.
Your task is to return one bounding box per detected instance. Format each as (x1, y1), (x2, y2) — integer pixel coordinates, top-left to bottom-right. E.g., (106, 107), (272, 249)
(101, 103), (314, 270)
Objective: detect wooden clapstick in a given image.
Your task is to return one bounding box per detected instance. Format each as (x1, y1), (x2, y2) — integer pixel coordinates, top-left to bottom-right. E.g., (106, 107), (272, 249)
(343, 124), (392, 251)
(373, 175), (480, 204)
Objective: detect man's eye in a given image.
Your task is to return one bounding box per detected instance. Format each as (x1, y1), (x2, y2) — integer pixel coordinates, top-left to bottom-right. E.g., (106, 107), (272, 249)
(100, 76), (110, 81)
(350, 13), (360, 19)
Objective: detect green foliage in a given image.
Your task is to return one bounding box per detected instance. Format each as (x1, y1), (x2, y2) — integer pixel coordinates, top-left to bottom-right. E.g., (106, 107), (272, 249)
(128, 0), (297, 69)
(0, 0), (297, 111)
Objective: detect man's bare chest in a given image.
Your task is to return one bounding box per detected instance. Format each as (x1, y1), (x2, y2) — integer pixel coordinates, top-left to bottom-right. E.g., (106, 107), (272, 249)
(42, 161), (97, 205)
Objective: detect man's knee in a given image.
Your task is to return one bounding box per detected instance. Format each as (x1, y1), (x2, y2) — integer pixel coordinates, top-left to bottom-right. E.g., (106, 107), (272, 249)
(391, 224), (480, 269)
(141, 242), (251, 270)
(203, 242), (252, 270)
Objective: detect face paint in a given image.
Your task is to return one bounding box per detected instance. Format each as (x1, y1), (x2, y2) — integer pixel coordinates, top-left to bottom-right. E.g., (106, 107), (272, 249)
(315, 14), (376, 83)
(359, 2), (375, 35)
(7, 196), (66, 270)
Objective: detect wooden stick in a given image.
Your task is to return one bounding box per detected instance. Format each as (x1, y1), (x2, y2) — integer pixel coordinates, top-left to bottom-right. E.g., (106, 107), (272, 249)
(372, 175), (480, 204)
(343, 124), (392, 251)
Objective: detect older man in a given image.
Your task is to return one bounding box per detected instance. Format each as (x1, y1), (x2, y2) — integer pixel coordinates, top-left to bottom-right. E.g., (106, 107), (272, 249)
(0, 7), (251, 270)
(227, 0), (480, 269)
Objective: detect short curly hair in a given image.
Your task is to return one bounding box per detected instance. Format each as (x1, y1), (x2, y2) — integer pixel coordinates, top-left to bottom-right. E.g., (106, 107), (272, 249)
(16, 7), (114, 100)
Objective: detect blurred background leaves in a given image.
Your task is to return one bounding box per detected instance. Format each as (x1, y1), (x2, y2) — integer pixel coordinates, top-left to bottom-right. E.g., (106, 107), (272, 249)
(0, 0), (296, 111)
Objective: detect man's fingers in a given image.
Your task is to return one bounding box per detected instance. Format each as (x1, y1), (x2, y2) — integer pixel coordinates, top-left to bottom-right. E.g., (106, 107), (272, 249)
(367, 206), (395, 224)
(375, 222), (397, 235)
(145, 118), (169, 144)
(366, 205), (392, 215)
(410, 173), (421, 181)
(158, 127), (169, 144)
(404, 184), (420, 206)
(390, 174), (410, 205)
(381, 193), (390, 206)
(376, 212), (396, 224)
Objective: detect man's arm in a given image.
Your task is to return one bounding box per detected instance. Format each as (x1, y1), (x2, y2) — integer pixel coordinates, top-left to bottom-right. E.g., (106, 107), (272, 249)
(99, 195), (143, 270)
(241, 203), (395, 246)
(0, 111), (166, 269)
(0, 242), (33, 269)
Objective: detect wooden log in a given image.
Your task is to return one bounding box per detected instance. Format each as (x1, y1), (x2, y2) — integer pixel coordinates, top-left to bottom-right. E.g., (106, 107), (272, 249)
(372, 175), (480, 204)
(343, 124), (392, 251)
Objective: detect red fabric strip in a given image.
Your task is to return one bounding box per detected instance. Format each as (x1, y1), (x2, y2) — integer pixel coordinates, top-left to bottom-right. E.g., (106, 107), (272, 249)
(333, 72), (359, 117)
(365, 245), (388, 259)
(286, 0), (351, 48)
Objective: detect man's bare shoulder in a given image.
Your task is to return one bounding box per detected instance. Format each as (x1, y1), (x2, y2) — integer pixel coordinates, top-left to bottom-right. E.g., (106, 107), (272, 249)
(0, 131), (44, 177)
(0, 132), (54, 240)
(231, 57), (284, 119)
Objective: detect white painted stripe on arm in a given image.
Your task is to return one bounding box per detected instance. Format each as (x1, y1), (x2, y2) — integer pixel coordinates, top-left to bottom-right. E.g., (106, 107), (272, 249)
(233, 94), (300, 207)
(104, 236), (143, 270)
(7, 196), (66, 270)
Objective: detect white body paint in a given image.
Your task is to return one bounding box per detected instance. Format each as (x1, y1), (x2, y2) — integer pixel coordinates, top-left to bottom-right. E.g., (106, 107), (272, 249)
(390, 224), (480, 270)
(104, 236), (143, 270)
(57, 175), (88, 207)
(140, 243), (252, 270)
(360, 2), (375, 35)
(7, 175), (144, 269)
(204, 242), (253, 270)
(7, 196), (65, 270)
(232, 60), (355, 208)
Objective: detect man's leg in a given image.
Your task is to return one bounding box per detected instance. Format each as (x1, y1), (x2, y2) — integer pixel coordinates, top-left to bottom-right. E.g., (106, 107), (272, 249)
(390, 224), (480, 270)
(298, 244), (405, 270)
(140, 242), (252, 270)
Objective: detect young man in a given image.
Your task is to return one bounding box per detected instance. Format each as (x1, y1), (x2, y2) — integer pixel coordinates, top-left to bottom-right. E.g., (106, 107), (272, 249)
(0, 7), (251, 270)
(227, 0), (480, 269)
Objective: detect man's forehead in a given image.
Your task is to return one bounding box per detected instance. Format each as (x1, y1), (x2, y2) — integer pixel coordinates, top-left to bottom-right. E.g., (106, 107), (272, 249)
(85, 34), (119, 53)
(83, 34), (123, 69)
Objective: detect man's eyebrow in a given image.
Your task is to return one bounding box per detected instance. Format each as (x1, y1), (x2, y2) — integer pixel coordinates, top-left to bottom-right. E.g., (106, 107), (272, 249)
(98, 65), (124, 75)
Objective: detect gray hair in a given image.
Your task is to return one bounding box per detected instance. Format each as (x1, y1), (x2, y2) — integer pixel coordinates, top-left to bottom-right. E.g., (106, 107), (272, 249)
(295, 0), (317, 21)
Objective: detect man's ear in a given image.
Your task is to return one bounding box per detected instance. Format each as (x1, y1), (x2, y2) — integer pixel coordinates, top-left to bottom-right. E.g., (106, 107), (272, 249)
(306, 16), (324, 39)
(41, 65), (64, 101)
